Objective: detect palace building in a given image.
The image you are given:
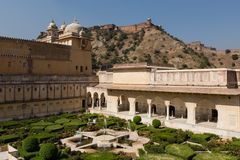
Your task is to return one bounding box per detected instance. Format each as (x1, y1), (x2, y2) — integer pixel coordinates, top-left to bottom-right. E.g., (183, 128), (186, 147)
(87, 63), (240, 137)
(0, 20), (97, 121)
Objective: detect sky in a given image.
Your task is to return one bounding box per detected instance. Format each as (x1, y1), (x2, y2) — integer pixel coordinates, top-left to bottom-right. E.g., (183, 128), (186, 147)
(0, 0), (239, 49)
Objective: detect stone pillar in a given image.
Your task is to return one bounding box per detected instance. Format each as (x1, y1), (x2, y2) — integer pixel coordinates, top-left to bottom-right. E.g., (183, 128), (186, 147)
(99, 98), (102, 110)
(128, 98), (136, 116)
(185, 102), (196, 125)
(215, 105), (223, 129)
(147, 99), (152, 118)
(106, 96), (118, 113)
(165, 100), (170, 120)
(91, 97), (94, 109)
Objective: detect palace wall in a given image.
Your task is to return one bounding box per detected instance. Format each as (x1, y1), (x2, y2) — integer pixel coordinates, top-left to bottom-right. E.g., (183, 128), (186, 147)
(0, 37), (92, 76)
(0, 75), (98, 121)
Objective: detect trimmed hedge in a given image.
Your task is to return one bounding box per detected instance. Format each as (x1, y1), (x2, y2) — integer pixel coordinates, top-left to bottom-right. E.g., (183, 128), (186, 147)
(152, 119), (161, 128)
(64, 120), (87, 130)
(31, 121), (54, 127)
(45, 124), (63, 132)
(31, 126), (45, 133)
(193, 153), (238, 160)
(22, 137), (39, 152)
(133, 116), (142, 125)
(0, 128), (5, 134)
(144, 142), (168, 154)
(0, 134), (20, 143)
(32, 133), (56, 142)
(39, 143), (59, 160)
(0, 121), (19, 128)
(165, 144), (195, 160)
(55, 118), (70, 124)
(138, 154), (183, 160)
(189, 134), (212, 144)
(18, 146), (38, 160)
(151, 132), (177, 143)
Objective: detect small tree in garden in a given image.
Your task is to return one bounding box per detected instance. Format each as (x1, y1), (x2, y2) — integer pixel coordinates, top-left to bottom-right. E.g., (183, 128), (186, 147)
(152, 119), (161, 128)
(133, 116), (142, 125)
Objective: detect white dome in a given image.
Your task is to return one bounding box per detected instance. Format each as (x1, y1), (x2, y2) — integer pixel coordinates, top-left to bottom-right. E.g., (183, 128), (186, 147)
(64, 20), (81, 34)
(60, 22), (66, 31)
(48, 20), (57, 30)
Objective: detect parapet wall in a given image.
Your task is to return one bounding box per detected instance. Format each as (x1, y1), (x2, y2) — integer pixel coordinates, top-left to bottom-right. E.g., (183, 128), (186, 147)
(98, 68), (239, 88)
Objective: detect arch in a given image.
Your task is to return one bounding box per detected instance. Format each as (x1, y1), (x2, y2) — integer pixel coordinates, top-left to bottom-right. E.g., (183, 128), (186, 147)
(170, 97), (186, 118)
(93, 92), (99, 107)
(197, 99), (217, 122)
(100, 93), (106, 107)
(86, 92), (92, 107)
(151, 97), (165, 116)
(135, 96), (148, 114)
(118, 95), (129, 112)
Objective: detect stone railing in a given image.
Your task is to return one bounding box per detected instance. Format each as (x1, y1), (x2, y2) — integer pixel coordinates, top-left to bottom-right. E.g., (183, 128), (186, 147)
(97, 68), (239, 88)
(98, 71), (113, 84)
(151, 68), (238, 88)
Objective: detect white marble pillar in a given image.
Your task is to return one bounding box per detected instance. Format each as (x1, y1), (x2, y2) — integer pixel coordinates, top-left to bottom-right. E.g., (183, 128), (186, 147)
(185, 102), (196, 125)
(106, 96), (118, 113)
(128, 97), (136, 116)
(165, 100), (170, 120)
(91, 97), (94, 109)
(147, 99), (152, 118)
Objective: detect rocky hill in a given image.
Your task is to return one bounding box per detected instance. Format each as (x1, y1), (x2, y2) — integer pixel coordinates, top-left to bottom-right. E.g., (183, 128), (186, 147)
(88, 19), (240, 70)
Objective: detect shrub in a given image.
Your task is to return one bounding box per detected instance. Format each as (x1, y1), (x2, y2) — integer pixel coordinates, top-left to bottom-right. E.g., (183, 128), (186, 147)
(55, 118), (70, 124)
(144, 142), (168, 154)
(0, 121), (19, 128)
(18, 146), (38, 160)
(31, 121), (54, 127)
(135, 124), (147, 130)
(165, 144), (195, 160)
(22, 137), (39, 152)
(152, 119), (161, 128)
(39, 143), (58, 160)
(232, 54), (239, 60)
(0, 134), (19, 143)
(32, 133), (56, 143)
(138, 148), (146, 157)
(193, 153), (238, 160)
(31, 126), (45, 133)
(151, 132), (177, 143)
(225, 49), (231, 54)
(45, 124), (63, 132)
(189, 134), (212, 144)
(133, 116), (142, 125)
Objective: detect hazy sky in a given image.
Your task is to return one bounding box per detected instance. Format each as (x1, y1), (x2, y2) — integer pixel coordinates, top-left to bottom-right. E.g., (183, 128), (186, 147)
(0, 0), (239, 49)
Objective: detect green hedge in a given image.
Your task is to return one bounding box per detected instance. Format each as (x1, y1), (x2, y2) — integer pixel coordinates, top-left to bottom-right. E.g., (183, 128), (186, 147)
(18, 146), (38, 160)
(0, 121), (19, 128)
(32, 133), (56, 143)
(138, 154), (184, 160)
(193, 153), (238, 160)
(64, 120), (87, 130)
(0, 128), (5, 134)
(0, 134), (20, 143)
(152, 119), (161, 128)
(133, 116), (142, 125)
(55, 118), (70, 124)
(39, 143), (59, 160)
(31, 126), (45, 133)
(45, 124), (63, 132)
(31, 121), (54, 127)
(144, 142), (168, 154)
(165, 144), (195, 160)
(189, 134), (212, 144)
(151, 132), (177, 143)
